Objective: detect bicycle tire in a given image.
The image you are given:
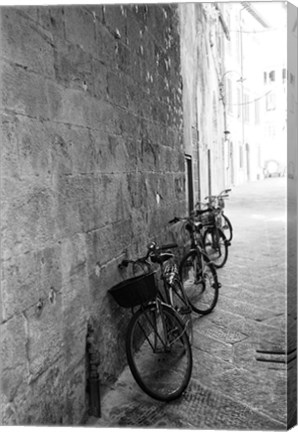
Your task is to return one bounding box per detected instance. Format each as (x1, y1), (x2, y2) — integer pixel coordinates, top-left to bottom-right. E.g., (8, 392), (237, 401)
(126, 303), (193, 401)
(222, 214), (233, 242)
(203, 227), (228, 268)
(179, 249), (219, 315)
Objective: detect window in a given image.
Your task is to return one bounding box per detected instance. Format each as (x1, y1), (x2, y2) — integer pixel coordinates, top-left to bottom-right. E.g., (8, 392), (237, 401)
(269, 70), (275, 82)
(266, 92), (276, 111)
(267, 124), (276, 138)
(264, 72), (267, 84)
(255, 100), (260, 124)
(243, 93), (249, 122)
(239, 145), (243, 168)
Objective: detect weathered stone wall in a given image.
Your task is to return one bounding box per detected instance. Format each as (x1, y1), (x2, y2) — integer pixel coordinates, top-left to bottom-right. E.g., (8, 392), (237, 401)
(0, 5), (185, 424)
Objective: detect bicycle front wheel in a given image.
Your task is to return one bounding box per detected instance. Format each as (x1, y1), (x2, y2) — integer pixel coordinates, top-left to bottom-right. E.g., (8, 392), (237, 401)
(167, 280), (193, 345)
(203, 227), (228, 268)
(179, 250), (219, 315)
(222, 214), (233, 242)
(126, 304), (192, 401)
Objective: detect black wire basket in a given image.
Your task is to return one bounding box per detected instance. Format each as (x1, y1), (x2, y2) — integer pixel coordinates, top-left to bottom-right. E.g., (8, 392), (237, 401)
(197, 212), (215, 226)
(108, 272), (157, 308)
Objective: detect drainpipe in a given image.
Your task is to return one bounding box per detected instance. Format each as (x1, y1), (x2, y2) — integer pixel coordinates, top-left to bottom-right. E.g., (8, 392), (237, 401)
(240, 7), (246, 177)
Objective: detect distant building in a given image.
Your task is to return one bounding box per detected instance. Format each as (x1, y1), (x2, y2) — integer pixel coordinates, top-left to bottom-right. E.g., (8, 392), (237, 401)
(219, 1), (287, 185)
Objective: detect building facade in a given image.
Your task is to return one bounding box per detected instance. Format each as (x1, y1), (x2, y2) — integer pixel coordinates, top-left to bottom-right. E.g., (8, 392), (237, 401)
(219, 2), (287, 185)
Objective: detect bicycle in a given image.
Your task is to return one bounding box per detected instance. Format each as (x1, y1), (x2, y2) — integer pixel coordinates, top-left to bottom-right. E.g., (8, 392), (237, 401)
(203, 188), (233, 242)
(193, 204), (230, 269)
(169, 216), (220, 315)
(108, 241), (193, 401)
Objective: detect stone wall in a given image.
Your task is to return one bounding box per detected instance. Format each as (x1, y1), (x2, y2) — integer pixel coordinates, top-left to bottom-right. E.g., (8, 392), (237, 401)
(0, 5), (185, 424)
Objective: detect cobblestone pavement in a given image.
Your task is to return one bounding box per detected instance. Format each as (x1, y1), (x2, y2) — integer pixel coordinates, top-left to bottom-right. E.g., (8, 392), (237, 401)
(88, 178), (291, 429)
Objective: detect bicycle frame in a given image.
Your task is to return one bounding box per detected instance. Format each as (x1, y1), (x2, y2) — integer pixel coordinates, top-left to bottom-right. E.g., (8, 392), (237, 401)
(136, 296), (187, 353)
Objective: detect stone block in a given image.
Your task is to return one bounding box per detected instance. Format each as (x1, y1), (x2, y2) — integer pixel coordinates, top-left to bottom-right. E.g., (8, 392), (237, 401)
(1, 245), (62, 320)
(86, 219), (133, 271)
(90, 293), (128, 383)
(47, 81), (115, 130)
(107, 71), (128, 108)
(126, 13), (142, 52)
(2, 180), (57, 258)
(54, 40), (94, 95)
(62, 283), (88, 370)
(0, 8), (55, 78)
(60, 233), (87, 281)
(1, 315), (28, 401)
(116, 110), (140, 140)
(14, 6), (39, 22)
(2, 115), (51, 179)
(2, 62), (49, 119)
(63, 360), (87, 424)
(47, 122), (96, 176)
(1, 113), (19, 179)
(64, 6), (96, 55)
(92, 59), (108, 99)
(24, 291), (64, 382)
(116, 42), (132, 75)
(102, 173), (132, 223)
(84, 5), (104, 24)
(94, 21), (117, 65)
(53, 175), (95, 236)
(12, 357), (66, 424)
(104, 5), (127, 42)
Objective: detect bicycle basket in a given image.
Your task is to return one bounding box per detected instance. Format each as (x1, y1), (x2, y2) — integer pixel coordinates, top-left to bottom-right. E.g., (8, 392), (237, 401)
(197, 212), (215, 226)
(108, 272), (157, 308)
(218, 197), (225, 209)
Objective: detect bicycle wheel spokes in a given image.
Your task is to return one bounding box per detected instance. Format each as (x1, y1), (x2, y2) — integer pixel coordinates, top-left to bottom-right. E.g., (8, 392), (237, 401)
(203, 228), (228, 268)
(179, 250), (219, 315)
(126, 305), (192, 401)
(169, 283), (193, 344)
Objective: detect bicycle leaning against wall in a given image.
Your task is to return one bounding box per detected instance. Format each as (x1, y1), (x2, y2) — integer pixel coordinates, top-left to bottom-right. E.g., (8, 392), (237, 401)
(193, 203), (230, 269)
(168, 214), (221, 315)
(203, 188), (233, 242)
(108, 241), (193, 402)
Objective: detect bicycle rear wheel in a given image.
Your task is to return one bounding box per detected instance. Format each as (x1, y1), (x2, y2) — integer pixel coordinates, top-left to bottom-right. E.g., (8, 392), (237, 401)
(203, 227), (228, 268)
(179, 250), (219, 315)
(126, 303), (192, 401)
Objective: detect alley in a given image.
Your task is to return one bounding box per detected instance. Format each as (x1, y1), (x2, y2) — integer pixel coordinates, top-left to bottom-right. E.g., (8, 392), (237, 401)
(88, 177), (288, 430)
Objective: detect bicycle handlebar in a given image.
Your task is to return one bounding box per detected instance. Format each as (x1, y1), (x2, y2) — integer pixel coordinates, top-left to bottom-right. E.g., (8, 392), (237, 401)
(119, 241), (178, 269)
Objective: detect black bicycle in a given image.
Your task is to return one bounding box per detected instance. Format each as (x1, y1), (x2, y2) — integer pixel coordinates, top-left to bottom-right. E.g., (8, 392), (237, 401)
(203, 188), (233, 242)
(108, 242), (193, 401)
(169, 216), (221, 315)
